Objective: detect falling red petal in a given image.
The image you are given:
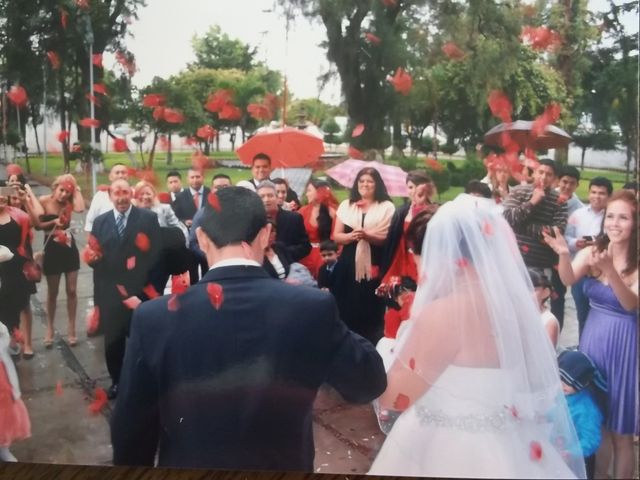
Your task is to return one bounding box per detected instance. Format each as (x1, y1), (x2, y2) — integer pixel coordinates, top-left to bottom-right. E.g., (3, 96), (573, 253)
(196, 125), (216, 141)
(351, 124), (365, 138)
(520, 244), (530, 254)
(52, 230), (68, 245)
(115, 50), (136, 76)
(6, 164), (23, 176)
(191, 150), (210, 171)
(60, 8), (68, 29)
(97, 184), (110, 192)
(482, 220), (494, 236)
(425, 157), (444, 172)
(364, 32), (382, 45)
(247, 103), (271, 121)
(388, 67), (413, 95)
(75, 0), (90, 10)
(92, 53), (103, 68)
(122, 296), (141, 310)
(22, 261), (41, 282)
(126, 256), (136, 271)
(207, 192), (221, 212)
(11, 327), (25, 345)
(488, 90), (512, 123)
(167, 294), (180, 312)
(93, 83), (108, 95)
(408, 358), (416, 370)
(218, 104), (242, 121)
(442, 41), (465, 59)
(204, 89), (233, 113)
(143, 284), (160, 299)
(7, 86), (28, 107)
(142, 93), (166, 108)
(157, 192), (171, 204)
(521, 26), (562, 51)
(348, 145), (364, 160)
(86, 307), (100, 335)
(162, 108), (185, 124)
(157, 134), (169, 151)
(393, 393), (410, 411)
(116, 284), (128, 298)
(206, 283), (224, 310)
(557, 194), (568, 205)
(79, 118), (100, 128)
(455, 258), (469, 269)
(529, 441), (543, 461)
(86, 93), (101, 107)
(56, 130), (70, 143)
(381, 0), (397, 6)
(112, 137), (128, 152)
(88, 388), (108, 414)
(134, 232), (150, 252)
(55, 381), (64, 397)
(47, 51), (61, 70)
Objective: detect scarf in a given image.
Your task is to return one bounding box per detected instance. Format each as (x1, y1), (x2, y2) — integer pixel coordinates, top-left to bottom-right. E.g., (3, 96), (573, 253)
(337, 199), (395, 282)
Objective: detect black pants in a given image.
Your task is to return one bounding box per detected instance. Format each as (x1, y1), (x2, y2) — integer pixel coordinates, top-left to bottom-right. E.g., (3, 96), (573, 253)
(585, 454), (595, 479)
(102, 302), (131, 386)
(550, 268), (566, 331)
(187, 250), (208, 286)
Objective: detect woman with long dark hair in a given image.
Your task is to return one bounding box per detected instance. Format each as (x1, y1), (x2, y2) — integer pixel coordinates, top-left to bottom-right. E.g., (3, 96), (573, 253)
(298, 178), (338, 278)
(332, 167), (395, 344)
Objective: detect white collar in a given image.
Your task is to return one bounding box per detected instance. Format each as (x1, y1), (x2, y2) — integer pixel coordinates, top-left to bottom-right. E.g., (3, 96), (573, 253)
(113, 205), (132, 220)
(209, 258), (261, 271)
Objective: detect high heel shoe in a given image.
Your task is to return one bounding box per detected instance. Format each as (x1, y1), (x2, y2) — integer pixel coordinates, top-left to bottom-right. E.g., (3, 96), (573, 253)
(43, 338), (53, 349)
(68, 336), (77, 347)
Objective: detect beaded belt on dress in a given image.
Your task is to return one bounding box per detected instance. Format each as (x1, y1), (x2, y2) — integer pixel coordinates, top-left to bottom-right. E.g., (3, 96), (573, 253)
(415, 405), (514, 432)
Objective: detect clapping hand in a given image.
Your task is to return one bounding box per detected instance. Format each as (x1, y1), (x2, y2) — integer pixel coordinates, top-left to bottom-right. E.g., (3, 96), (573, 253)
(542, 226), (569, 255)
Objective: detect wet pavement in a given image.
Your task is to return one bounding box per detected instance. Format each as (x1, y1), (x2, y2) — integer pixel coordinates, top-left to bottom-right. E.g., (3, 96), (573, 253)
(5, 171), (582, 474)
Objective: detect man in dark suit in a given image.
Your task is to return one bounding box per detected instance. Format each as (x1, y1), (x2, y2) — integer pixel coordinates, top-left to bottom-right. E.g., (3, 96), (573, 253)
(111, 187), (386, 471)
(89, 179), (161, 399)
(257, 180), (311, 262)
(171, 168), (210, 284)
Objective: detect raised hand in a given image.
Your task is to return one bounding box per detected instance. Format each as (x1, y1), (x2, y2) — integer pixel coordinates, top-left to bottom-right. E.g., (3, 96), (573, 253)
(588, 247), (614, 275)
(542, 226), (569, 255)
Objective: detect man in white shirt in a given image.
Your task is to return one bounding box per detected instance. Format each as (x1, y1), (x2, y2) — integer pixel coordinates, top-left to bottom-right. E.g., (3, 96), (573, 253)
(564, 176), (613, 337)
(244, 153), (272, 191)
(84, 163), (129, 233)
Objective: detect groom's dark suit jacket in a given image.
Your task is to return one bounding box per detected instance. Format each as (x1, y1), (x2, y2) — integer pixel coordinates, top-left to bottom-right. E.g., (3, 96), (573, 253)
(111, 265), (386, 471)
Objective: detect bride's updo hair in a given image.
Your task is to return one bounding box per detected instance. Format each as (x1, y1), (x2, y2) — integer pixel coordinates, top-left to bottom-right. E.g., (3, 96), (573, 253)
(405, 204), (439, 255)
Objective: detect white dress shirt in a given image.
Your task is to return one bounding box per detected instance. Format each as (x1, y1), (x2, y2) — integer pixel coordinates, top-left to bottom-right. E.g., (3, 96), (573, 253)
(208, 258), (262, 271)
(565, 205), (605, 256)
(84, 190), (113, 232)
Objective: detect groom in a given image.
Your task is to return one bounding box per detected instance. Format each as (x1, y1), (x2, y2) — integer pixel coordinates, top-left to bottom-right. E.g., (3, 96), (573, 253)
(111, 187), (387, 471)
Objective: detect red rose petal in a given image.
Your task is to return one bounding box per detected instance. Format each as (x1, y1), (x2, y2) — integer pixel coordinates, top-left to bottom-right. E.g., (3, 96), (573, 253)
(116, 284), (128, 298)
(520, 244), (530, 254)
(409, 358), (416, 370)
(455, 258), (469, 269)
(206, 283), (224, 310)
(86, 307), (100, 335)
(482, 220), (493, 236)
(167, 294), (180, 312)
(135, 232), (150, 252)
(126, 256), (136, 270)
(529, 440), (543, 461)
(393, 393), (410, 411)
(79, 117), (100, 128)
(142, 93), (166, 108)
(143, 284), (160, 299)
(122, 296), (141, 310)
(348, 145), (364, 160)
(88, 387), (108, 414)
(207, 192), (221, 211)
(364, 32), (382, 45)
(388, 67), (413, 95)
(351, 123), (365, 137)
(11, 327), (25, 345)
(55, 381), (64, 397)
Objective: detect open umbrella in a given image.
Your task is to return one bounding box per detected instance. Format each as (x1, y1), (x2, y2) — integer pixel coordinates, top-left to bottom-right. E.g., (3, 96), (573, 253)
(484, 120), (572, 150)
(236, 127), (325, 168)
(326, 159), (409, 197)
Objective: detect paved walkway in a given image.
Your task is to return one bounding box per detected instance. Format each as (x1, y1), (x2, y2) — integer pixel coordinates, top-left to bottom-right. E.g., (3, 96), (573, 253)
(4, 168), (587, 474)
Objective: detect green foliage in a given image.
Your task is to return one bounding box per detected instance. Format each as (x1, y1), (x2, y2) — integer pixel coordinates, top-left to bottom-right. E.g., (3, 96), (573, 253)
(287, 98), (343, 127)
(397, 156), (418, 172)
(425, 166), (450, 196)
(322, 117), (341, 145)
(190, 25), (258, 71)
(445, 159), (486, 187)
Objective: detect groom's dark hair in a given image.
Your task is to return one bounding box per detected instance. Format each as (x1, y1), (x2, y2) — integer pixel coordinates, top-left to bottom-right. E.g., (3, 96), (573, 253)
(199, 187), (267, 248)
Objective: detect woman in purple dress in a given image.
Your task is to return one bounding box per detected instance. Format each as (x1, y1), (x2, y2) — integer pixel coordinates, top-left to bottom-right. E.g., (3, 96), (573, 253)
(544, 190), (637, 479)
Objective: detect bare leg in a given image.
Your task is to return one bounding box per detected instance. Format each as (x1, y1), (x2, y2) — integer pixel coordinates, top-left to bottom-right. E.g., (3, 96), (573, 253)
(611, 433), (636, 479)
(45, 273), (61, 344)
(595, 429), (613, 479)
(65, 270), (78, 344)
(20, 306), (33, 355)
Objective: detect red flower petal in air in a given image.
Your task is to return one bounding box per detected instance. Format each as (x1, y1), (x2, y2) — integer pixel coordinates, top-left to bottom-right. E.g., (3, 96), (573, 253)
(204, 89), (233, 113)
(126, 256), (136, 270)
(196, 125), (216, 141)
(247, 103), (271, 121)
(455, 258), (469, 269)
(482, 220), (494, 236)
(86, 93), (101, 107)
(92, 53), (103, 68)
(135, 232), (150, 252)
(364, 32), (382, 45)
(157, 192), (171, 204)
(79, 118), (100, 128)
(142, 93), (166, 108)
(112, 137), (128, 152)
(207, 192), (221, 211)
(191, 150), (210, 171)
(75, 0), (90, 10)
(93, 83), (107, 95)
(425, 157), (444, 172)
(122, 296), (141, 310)
(47, 51), (61, 70)
(57, 130), (70, 143)
(55, 381), (64, 397)
(351, 124), (365, 137)
(488, 90), (512, 123)
(409, 358), (416, 370)
(162, 108), (185, 124)
(348, 145), (364, 159)
(88, 388), (108, 414)
(167, 294), (180, 312)
(60, 8), (68, 29)
(11, 327), (25, 345)
(143, 284), (160, 299)
(442, 41), (465, 59)
(53, 230), (68, 245)
(116, 284), (128, 298)
(393, 393), (410, 411)
(86, 307), (100, 335)
(219, 104), (242, 121)
(505, 404), (520, 419)
(207, 283), (224, 310)
(388, 67), (413, 95)
(557, 194), (568, 205)
(520, 244), (529, 254)
(7, 86), (28, 107)
(529, 441), (543, 461)
(115, 50), (136, 76)
(6, 164), (22, 176)
(381, 0), (397, 6)
(22, 261), (41, 282)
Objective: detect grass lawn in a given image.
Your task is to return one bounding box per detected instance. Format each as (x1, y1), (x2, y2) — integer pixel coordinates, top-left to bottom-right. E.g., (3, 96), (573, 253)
(13, 152), (630, 205)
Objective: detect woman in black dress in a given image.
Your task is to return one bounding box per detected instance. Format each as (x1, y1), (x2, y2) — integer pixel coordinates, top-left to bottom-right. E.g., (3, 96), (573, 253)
(35, 174), (85, 347)
(332, 167), (395, 344)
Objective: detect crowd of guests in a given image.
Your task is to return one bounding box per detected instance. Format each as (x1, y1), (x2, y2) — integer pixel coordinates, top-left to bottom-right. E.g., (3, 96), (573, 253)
(0, 153), (637, 479)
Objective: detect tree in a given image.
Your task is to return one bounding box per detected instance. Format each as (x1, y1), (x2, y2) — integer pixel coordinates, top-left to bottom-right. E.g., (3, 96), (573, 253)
(572, 128), (619, 170)
(321, 117), (341, 146)
(190, 25), (258, 71)
(287, 98), (343, 127)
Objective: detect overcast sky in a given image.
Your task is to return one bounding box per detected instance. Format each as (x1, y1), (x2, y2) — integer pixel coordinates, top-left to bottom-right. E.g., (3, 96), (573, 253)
(112, 0), (637, 107)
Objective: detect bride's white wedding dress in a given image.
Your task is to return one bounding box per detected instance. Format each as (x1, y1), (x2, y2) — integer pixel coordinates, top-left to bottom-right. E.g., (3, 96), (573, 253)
(370, 365), (577, 478)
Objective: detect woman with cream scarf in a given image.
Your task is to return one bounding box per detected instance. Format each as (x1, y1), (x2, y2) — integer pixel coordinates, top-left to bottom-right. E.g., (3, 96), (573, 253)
(332, 167), (395, 344)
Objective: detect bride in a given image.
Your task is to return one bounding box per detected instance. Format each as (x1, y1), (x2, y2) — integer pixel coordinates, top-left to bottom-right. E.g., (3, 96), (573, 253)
(369, 194), (585, 479)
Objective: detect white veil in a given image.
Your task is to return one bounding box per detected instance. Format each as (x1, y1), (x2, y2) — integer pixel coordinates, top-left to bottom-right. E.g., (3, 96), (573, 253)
(375, 194), (585, 478)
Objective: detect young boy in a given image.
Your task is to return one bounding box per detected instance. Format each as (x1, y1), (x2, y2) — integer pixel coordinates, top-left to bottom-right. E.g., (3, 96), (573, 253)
(317, 240), (339, 291)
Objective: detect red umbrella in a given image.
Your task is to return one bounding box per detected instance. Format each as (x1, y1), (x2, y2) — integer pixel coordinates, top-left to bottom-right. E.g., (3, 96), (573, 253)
(484, 120), (572, 150)
(326, 159), (409, 197)
(236, 127), (324, 168)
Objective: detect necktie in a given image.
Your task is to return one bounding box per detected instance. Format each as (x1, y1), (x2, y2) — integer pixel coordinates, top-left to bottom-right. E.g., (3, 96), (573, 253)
(116, 213), (126, 238)
(193, 191), (200, 209)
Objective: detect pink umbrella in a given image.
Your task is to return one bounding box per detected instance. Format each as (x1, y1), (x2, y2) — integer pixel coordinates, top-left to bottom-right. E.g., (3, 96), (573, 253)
(325, 159), (409, 197)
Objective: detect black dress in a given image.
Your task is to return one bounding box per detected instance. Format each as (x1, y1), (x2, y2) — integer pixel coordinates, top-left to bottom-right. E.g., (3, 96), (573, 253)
(332, 214), (386, 344)
(0, 218), (32, 331)
(40, 214), (80, 275)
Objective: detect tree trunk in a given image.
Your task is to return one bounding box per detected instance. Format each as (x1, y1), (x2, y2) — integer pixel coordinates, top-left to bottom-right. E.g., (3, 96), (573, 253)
(554, 147), (568, 166)
(391, 119), (404, 159)
(31, 117), (41, 155)
(147, 130), (158, 169)
(580, 147), (586, 170)
(166, 132), (173, 165)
